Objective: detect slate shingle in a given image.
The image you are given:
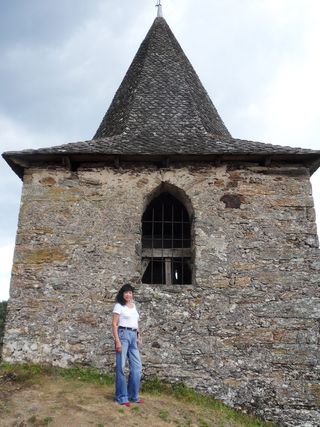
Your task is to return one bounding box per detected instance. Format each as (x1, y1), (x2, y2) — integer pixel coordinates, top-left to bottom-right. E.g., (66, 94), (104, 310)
(3, 134), (320, 157)
(94, 17), (231, 140)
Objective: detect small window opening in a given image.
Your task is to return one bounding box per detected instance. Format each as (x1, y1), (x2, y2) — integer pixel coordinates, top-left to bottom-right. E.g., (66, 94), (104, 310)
(141, 192), (192, 285)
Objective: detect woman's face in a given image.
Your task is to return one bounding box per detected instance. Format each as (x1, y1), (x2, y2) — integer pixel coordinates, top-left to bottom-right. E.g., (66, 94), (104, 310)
(123, 290), (133, 303)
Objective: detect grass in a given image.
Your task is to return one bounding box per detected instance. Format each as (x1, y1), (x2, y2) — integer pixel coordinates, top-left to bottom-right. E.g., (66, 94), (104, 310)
(0, 362), (277, 427)
(159, 409), (170, 421)
(56, 365), (114, 385)
(142, 378), (275, 427)
(27, 415), (54, 426)
(0, 361), (114, 386)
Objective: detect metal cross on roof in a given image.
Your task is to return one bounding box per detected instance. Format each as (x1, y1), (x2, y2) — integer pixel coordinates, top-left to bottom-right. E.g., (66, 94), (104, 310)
(156, 0), (163, 18)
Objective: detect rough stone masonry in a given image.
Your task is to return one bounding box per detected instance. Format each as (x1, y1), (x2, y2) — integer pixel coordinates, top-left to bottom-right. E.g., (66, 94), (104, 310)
(2, 14), (320, 427)
(3, 163), (320, 426)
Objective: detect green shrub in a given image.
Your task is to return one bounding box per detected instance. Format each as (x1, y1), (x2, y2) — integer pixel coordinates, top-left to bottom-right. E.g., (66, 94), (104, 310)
(0, 301), (7, 333)
(0, 300), (8, 353)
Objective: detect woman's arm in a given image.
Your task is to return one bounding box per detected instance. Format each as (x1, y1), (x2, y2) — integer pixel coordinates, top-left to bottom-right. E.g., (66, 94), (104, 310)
(112, 313), (122, 353)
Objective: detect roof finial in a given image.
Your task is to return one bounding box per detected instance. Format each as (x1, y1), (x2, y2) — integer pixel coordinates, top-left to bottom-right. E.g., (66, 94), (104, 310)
(156, 0), (163, 18)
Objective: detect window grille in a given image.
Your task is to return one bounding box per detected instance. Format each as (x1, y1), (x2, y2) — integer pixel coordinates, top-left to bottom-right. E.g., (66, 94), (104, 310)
(142, 192), (192, 285)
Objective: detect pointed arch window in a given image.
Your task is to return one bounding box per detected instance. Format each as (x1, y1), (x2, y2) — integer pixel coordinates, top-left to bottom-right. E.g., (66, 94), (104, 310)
(141, 192), (192, 285)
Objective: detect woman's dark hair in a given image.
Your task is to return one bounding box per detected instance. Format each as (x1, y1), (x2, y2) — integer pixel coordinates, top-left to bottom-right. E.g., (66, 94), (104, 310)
(116, 283), (135, 305)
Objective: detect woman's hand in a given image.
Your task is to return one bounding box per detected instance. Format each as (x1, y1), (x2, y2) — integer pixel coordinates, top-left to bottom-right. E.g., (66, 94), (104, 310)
(115, 340), (122, 353)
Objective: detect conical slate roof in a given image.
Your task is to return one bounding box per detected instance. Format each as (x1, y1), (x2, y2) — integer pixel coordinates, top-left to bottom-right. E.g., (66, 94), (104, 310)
(94, 17), (231, 140)
(2, 16), (320, 179)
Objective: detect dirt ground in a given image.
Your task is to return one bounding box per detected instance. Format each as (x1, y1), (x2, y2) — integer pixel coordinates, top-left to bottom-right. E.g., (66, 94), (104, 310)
(0, 373), (243, 427)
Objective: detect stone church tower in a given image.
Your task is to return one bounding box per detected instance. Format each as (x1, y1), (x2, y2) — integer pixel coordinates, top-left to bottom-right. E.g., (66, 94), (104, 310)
(2, 12), (320, 427)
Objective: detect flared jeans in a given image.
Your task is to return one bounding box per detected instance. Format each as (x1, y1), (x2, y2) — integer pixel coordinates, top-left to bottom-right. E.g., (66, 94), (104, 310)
(115, 328), (142, 404)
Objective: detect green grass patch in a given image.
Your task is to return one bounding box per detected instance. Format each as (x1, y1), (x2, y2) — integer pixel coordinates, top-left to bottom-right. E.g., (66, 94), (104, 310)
(56, 365), (114, 386)
(142, 378), (224, 410)
(0, 362), (114, 386)
(43, 416), (54, 426)
(198, 418), (211, 427)
(159, 409), (170, 421)
(26, 415), (54, 426)
(0, 362), (52, 383)
(28, 415), (38, 424)
(142, 379), (276, 427)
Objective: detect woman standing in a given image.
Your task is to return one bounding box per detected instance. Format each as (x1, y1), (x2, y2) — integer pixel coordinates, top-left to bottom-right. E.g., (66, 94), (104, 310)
(112, 283), (143, 406)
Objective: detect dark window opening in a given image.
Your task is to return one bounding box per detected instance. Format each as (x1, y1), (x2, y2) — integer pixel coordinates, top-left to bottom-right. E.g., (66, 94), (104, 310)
(141, 192), (192, 285)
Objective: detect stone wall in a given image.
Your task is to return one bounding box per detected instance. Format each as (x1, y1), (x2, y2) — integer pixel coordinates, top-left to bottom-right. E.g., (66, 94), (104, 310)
(3, 162), (320, 426)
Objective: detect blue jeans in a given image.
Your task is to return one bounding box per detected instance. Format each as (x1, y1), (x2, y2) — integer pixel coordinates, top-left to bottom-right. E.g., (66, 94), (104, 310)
(115, 328), (142, 404)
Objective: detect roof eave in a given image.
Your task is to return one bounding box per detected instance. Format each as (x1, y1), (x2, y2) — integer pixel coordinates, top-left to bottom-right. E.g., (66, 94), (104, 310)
(3, 150), (320, 181)
(2, 152), (25, 180)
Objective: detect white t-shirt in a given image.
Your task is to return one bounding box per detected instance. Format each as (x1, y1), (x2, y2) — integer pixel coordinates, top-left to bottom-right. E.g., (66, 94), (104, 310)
(113, 303), (139, 329)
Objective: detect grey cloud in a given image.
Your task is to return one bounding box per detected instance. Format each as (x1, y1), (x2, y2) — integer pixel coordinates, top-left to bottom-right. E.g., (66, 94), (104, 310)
(0, 0), (100, 48)
(0, 1), (152, 142)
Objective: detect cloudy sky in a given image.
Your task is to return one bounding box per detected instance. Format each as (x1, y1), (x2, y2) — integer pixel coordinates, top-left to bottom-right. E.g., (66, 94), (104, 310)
(0, 0), (319, 301)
